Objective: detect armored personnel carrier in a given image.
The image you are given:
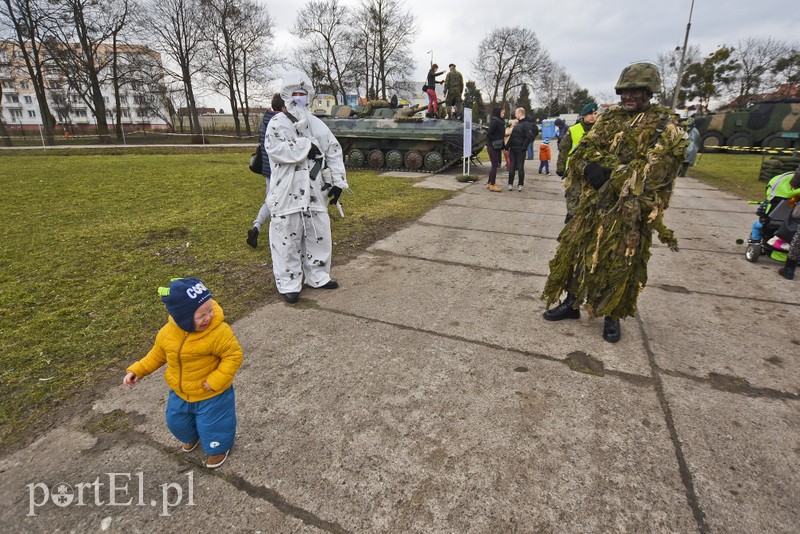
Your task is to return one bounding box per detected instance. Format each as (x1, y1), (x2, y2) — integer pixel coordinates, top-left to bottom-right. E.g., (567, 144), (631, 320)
(693, 99), (800, 152)
(319, 104), (487, 173)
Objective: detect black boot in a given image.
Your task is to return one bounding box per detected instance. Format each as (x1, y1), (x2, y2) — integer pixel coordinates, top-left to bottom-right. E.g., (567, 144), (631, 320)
(603, 316), (621, 343)
(543, 294), (580, 321)
(779, 258), (797, 280)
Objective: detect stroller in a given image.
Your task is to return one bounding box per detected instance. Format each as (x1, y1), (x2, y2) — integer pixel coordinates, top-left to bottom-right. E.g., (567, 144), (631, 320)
(745, 197), (797, 262)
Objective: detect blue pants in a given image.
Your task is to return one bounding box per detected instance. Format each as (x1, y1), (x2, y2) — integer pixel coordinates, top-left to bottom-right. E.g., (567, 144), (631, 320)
(526, 142), (534, 160)
(166, 386), (236, 455)
(539, 161), (550, 174)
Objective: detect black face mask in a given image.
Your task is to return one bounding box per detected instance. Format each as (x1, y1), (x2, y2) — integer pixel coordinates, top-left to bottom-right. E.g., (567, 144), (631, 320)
(619, 89), (649, 111)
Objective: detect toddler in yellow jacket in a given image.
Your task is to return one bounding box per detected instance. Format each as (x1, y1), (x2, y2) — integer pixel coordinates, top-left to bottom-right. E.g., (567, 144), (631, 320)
(123, 278), (243, 469)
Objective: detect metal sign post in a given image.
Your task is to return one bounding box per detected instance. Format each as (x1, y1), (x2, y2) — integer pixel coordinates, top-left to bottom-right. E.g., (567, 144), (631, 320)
(462, 108), (472, 175)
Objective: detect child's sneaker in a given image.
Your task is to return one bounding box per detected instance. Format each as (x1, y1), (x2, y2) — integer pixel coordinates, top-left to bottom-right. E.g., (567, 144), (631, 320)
(206, 450), (229, 469)
(181, 439), (199, 453)
(518, 185), (523, 192)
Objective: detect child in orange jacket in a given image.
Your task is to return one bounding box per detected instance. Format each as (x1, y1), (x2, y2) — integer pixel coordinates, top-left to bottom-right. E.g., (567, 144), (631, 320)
(538, 139), (552, 175)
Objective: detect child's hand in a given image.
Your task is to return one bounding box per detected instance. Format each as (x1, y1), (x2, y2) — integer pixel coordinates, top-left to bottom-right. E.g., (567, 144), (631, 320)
(202, 381), (213, 392)
(123, 372), (139, 386)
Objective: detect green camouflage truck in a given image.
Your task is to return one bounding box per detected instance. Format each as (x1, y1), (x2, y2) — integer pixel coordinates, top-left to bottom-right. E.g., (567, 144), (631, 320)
(693, 99), (800, 152)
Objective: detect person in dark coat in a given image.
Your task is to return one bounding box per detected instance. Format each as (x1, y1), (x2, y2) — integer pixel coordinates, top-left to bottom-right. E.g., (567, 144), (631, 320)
(506, 107), (535, 192)
(486, 106), (505, 191)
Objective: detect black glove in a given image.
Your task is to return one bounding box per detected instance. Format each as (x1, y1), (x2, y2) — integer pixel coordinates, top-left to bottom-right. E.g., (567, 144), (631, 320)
(556, 170), (564, 178)
(585, 163), (612, 191)
(327, 186), (342, 204)
(307, 143), (322, 160)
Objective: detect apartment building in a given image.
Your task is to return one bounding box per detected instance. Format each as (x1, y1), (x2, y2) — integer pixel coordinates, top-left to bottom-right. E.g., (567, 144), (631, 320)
(0, 40), (167, 135)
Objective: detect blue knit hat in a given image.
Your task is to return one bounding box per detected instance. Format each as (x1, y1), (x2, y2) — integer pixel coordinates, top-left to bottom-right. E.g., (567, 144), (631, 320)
(158, 278), (212, 332)
(580, 102), (598, 116)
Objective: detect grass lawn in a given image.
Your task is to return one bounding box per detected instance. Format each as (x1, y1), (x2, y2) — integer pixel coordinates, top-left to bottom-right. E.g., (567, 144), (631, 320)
(0, 150), (451, 449)
(689, 152), (766, 201)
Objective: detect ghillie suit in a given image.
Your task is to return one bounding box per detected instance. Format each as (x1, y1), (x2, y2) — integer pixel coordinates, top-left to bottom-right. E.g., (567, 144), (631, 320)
(542, 105), (688, 319)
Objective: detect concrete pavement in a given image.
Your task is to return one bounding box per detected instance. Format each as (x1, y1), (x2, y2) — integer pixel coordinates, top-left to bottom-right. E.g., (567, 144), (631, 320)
(2, 153), (798, 533)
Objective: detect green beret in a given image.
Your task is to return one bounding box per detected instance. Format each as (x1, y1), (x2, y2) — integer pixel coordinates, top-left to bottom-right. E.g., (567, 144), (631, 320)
(580, 102), (598, 116)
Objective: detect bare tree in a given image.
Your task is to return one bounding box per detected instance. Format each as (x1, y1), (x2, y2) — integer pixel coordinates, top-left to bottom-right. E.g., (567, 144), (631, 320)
(0, 0), (57, 144)
(232, 0), (277, 135)
(731, 37), (792, 98)
(44, 0), (130, 143)
(656, 44), (700, 107)
(772, 47), (800, 88)
(472, 26), (550, 105)
(352, 0), (416, 100)
(135, 0), (207, 137)
(534, 62), (576, 115)
(199, 0), (274, 136)
(291, 0), (358, 103)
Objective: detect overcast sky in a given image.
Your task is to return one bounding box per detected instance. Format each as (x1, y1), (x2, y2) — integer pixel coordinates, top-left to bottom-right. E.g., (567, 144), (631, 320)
(238, 0), (798, 107)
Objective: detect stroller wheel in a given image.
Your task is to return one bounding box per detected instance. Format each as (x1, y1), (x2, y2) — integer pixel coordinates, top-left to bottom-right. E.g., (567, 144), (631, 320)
(745, 243), (760, 262)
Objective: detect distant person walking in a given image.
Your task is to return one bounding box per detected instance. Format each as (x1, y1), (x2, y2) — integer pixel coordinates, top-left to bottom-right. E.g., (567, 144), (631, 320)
(538, 139), (551, 175)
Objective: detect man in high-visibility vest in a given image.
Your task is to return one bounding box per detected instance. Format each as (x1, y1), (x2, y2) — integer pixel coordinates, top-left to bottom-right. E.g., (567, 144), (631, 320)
(555, 102), (598, 222)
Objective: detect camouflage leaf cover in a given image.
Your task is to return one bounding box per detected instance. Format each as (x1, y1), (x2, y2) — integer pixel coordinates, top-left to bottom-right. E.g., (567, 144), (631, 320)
(542, 105), (688, 319)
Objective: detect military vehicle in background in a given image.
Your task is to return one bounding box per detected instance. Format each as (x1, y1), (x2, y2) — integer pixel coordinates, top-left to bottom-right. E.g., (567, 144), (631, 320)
(693, 99), (800, 152)
(318, 102), (487, 173)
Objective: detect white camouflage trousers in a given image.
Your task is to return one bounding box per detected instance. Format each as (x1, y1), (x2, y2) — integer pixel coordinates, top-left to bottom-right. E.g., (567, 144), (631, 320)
(269, 210), (333, 294)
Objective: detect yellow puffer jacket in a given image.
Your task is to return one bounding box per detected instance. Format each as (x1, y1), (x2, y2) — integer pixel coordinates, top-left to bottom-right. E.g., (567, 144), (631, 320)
(127, 300), (243, 402)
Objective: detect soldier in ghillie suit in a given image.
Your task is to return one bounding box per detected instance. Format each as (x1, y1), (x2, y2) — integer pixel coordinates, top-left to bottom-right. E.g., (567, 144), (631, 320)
(541, 62), (687, 343)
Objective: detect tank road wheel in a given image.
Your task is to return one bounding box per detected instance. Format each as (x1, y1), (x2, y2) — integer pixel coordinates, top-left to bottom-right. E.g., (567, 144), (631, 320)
(386, 149), (404, 169)
(700, 132), (723, 153)
(424, 151), (444, 172)
(763, 134), (789, 150)
(367, 149), (385, 169)
(348, 149), (365, 167)
(727, 133), (753, 150)
(404, 150), (423, 170)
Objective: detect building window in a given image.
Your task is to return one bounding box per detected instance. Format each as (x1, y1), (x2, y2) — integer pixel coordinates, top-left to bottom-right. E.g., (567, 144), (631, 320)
(10, 109), (22, 118)
(104, 96), (109, 103)
(20, 81), (29, 90)
(2, 80), (13, 89)
(122, 110), (129, 118)
(28, 110), (36, 118)
(24, 95), (33, 104)
(74, 110), (87, 118)
(5, 94), (19, 103)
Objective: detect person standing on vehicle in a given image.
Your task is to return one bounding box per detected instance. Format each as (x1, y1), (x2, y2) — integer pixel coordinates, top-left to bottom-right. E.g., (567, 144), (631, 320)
(443, 63), (464, 120)
(556, 102), (598, 222)
(542, 62), (687, 343)
(425, 63), (444, 118)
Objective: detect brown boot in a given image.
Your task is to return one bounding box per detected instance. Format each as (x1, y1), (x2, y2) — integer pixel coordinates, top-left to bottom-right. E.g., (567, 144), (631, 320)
(206, 450), (229, 469)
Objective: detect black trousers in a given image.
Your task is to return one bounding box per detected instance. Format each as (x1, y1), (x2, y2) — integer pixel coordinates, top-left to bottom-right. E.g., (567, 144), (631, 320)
(508, 149), (526, 186)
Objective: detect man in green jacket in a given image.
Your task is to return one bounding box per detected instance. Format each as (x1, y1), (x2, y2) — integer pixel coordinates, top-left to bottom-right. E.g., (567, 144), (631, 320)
(443, 63), (464, 120)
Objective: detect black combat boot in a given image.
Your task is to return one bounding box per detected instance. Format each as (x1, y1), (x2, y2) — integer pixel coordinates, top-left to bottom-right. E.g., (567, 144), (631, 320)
(602, 316), (621, 343)
(779, 258), (797, 280)
(543, 293), (580, 321)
